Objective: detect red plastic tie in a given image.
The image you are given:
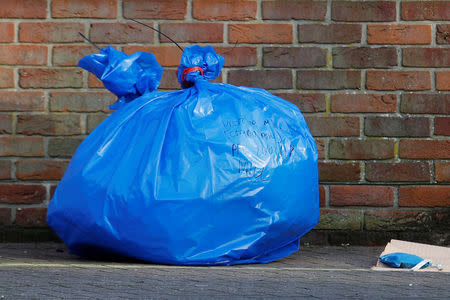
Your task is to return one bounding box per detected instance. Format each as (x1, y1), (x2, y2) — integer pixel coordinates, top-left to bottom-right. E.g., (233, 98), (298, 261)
(181, 67), (204, 87)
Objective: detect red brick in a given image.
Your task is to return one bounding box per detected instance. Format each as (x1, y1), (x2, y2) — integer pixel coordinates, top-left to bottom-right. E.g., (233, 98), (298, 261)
(0, 113), (12, 134)
(123, 0), (187, 19)
(15, 208), (47, 227)
(88, 74), (104, 89)
(262, 1), (327, 20)
(366, 71), (430, 91)
(274, 93), (326, 113)
(0, 160), (11, 179)
(403, 48), (450, 67)
(229, 24), (292, 44)
(364, 210), (448, 231)
(50, 184), (57, 199)
(0, 91), (45, 111)
(0, 0), (47, 18)
(263, 47), (327, 68)
(318, 162), (361, 182)
(193, 0), (256, 20)
(53, 45), (98, 66)
(367, 25), (431, 44)
(332, 47), (397, 69)
(19, 22), (84, 43)
(315, 138), (326, 159)
(123, 46), (181, 67)
(87, 113), (110, 133)
(402, 1), (450, 20)
(160, 23), (223, 43)
(0, 208), (11, 225)
(16, 159), (69, 180)
(90, 22), (154, 43)
(0, 68), (14, 88)
(332, 1), (396, 22)
(297, 70), (361, 90)
(298, 24), (361, 43)
(365, 116), (430, 137)
(159, 69), (179, 90)
(49, 92), (115, 112)
(437, 24), (450, 44)
(0, 137), (44, 157)
(19, 68), (83, 88)
(305, 116), (360, 137)
(316, 209), (362, 230)
(0, 23), (14, 42)
(48, 137), (84, 158)
(436, 71), (450, 91)
(329, 139), (394, 160)
(330, 185), (394, 207)
(228, 70), (292, 89)
(399, 186), (450, 207)
(319, 185), (325, 207)
(435, 162), (450, 182)
(399, 139), (450, 159)
(0, 184), (46, 204)
(331, 94), (396, 113)
(17, 114), (81, 136)
(215, 47), (257, 67)
(0, 45), (47, 65)
(401, 94), (449, 114)
(366, 162), (431, 182)
(52, 0), (116, 18)
(435, 117), (450, 136)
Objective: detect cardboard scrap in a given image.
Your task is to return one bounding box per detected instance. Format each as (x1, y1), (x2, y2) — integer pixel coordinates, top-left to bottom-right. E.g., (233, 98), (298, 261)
(373, 239), (450, 272)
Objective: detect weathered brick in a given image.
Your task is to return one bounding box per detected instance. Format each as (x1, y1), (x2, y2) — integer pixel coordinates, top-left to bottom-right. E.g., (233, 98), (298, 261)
(329, 139), (394, 159)
(403, 48), (450, 67)
(367, 25), (431, 44)
(16, 159), (69, 180)
(402, 1), (450, 20)
(159, 69), (179, 90)
(0, 68), (14, 88)
(15, 208), (47, 227)
(436, 24), (450, 44)
(161, 23), (223, 43)
(263, 47), (327, 68)
(399, 186), (450, 207)
(315, 138), (326, 159)
(0, 113), (11, 133)
(274, 93), (326, 113)
(331, 94), (396, 113)
(0, 137), (44, 157)
(366, 71), (430, 91)
(435, 162), (450, 182)
(330, 185), (394, 207)
(365, 210), (448, 231)
(50, 92), (115, 112)
(262, 1), (327, 20)
(305, 116), (360, 137)
(318, 162), (361, 182)
(88, 74), (104, 89)
(228, 70), (292, 89)
(332, 1), (396, 22)
(332, 47), (397, 69)
(0, 45), (47, 65)
(319, 185), (325, 207)
(50, 184), (57, 199)
(297, 70), (360, 90)
(0, 23), (14, 42)
(53, 45), (98, 66)
(0, 0), (47, 18)
(193, 0), (256, 20)
(229, 24), (292, 44)
(435, 117), (450, 136)
(123, 0), (187, 19)
(215, 47), (257, 67)
(0, 208), (11, 225)
(399, 139), (450, 159)
(87, 113), (110, 133)
(316, 209), (362, 230)
(52, 0), (117, 18)
(0, 91), (45, 111)
(401, 94), (449, 114)
(48, 137), (84, 158)
(19, 22), (84, 43)
(436, 71), (450, 91)
(17, 114), (81, 136)
(19, 68), (83, 89)
(123, 46), (181, 67)
(365, 116), (430, 137)
(0, 184), (46, 204)
(90, 22), (154, 43)
(0, 160), (11, 179)
(366, 162), (431, 182)
(298, 24), (361, 43)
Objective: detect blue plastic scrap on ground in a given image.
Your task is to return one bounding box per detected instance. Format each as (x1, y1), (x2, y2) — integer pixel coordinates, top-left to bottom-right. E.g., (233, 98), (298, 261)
(47, 45), (319, 265)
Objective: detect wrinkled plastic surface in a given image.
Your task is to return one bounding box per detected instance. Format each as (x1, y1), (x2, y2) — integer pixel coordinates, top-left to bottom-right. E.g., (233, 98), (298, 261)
(47, 45), (319, 265)
(379, 252), (430, 269)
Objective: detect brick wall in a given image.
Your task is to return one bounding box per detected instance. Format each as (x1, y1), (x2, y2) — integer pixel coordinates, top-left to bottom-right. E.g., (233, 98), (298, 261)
(0, 0), (449, 244)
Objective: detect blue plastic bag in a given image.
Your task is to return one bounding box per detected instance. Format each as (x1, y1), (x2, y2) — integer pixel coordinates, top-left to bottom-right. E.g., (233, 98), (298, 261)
(47, 45), (319, 265)
(379, 252), (430, 269)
